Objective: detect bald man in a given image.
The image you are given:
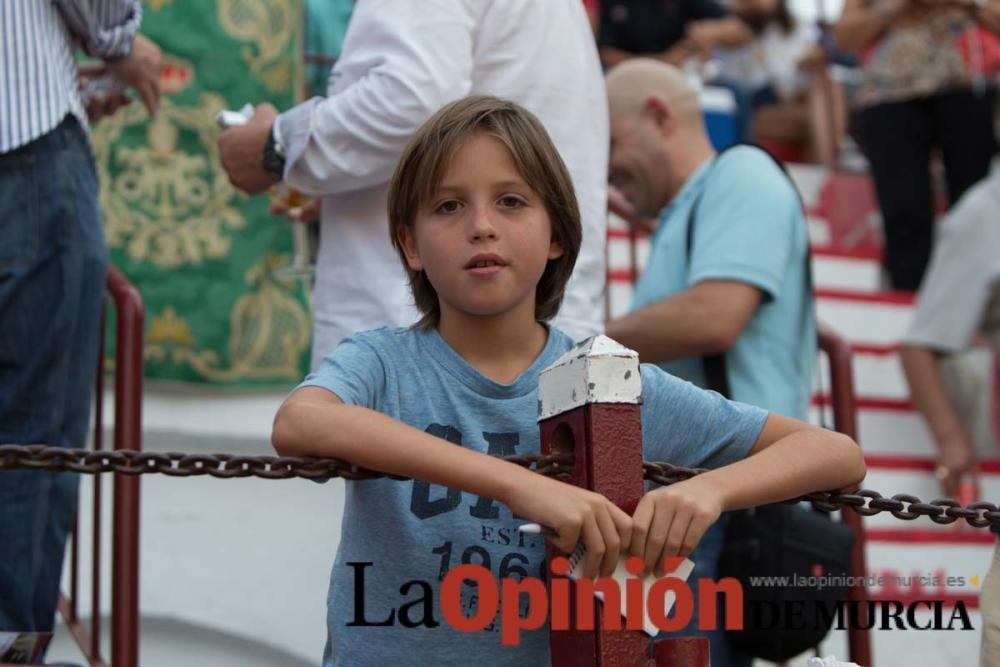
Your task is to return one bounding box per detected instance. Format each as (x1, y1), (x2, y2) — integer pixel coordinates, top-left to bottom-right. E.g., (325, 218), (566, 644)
(605, 60), (816, 666)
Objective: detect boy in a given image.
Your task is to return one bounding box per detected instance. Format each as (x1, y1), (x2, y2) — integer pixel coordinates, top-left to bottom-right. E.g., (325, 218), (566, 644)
(271, 95), (866, 666)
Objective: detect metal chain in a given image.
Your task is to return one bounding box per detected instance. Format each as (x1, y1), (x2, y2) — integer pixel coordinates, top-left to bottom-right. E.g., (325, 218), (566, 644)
(3, 444), (998, 529)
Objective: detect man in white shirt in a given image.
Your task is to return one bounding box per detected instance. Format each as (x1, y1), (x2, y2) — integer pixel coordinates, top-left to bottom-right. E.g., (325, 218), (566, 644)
(897, 168), (1000, 665)
(219, 0), (608, 364)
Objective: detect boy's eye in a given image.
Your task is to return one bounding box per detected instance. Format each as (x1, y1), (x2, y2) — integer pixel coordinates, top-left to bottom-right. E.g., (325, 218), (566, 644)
(435, 200), (462, 214)
(498, 195), (525, 209)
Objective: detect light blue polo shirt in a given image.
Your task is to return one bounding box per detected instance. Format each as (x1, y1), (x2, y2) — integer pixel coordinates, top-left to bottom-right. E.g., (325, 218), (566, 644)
(631, 145), (816, 419)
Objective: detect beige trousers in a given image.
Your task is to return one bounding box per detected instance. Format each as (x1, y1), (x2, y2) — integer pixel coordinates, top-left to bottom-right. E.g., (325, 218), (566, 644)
(982, 544), (1000, 666)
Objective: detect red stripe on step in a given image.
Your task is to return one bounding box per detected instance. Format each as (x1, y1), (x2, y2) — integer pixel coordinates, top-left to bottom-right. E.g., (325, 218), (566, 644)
(810, 245), (883, 262)
(813, 395), (913, 411)
(850, 343), (901, 356)
(608, 269), (636, 283)
(607, 228), (646, 240)
(866, 528), (996, 545)
(863, 454), (1000, 474)
(815, 288), (915, 306)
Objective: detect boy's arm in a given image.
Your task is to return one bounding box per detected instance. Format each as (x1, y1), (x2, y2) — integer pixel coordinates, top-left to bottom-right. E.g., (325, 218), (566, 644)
(698, 413), (865, 509)
(272, 387), (632, 578)
(631, 413), (864, 572)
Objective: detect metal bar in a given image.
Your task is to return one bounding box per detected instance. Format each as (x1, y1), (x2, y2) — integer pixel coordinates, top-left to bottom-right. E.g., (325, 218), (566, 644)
(91, 292), (107, 662)
(69, 508), (79, 624)
(58, 597), (109, 667)
(818, 323), (872, 667)
(108, 266), (143, 667)
(90, 403), (102, 661)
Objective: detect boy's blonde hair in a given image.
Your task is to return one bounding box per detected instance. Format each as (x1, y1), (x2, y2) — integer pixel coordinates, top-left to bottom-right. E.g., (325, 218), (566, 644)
(388, 95), (582, 329)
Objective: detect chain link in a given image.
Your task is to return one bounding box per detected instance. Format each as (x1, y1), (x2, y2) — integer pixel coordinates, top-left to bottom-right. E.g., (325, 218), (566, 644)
(3, 444), (997, 529)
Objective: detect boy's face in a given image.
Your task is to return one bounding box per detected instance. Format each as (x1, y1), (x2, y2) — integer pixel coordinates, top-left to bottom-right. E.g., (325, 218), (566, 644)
(398, 133), (563, 323)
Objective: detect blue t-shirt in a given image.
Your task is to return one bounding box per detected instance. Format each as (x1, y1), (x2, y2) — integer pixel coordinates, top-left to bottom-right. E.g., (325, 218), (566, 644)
(631, 145), (816, 420)
(300, 325), (768, 666)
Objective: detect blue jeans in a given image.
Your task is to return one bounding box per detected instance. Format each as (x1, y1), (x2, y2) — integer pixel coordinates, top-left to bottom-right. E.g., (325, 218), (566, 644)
(0, 116), (108, 632)
(664, 514), (753, 667)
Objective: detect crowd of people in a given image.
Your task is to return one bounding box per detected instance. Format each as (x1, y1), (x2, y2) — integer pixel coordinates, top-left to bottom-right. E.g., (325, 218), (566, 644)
(2, 0), (999, 665)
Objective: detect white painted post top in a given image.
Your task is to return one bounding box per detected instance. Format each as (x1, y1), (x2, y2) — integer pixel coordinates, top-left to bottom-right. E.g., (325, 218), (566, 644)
(537, 335), (642, 421)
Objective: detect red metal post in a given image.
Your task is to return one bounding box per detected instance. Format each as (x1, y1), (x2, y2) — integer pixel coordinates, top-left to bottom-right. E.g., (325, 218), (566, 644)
(108, 266), (143, 667)
(539, 337), (651, 667)
(651, 637), (711, 666)
(818, 323), (871, 667)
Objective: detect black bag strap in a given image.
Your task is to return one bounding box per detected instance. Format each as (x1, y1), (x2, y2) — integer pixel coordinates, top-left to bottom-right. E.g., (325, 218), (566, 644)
(684, 144), (814, 399)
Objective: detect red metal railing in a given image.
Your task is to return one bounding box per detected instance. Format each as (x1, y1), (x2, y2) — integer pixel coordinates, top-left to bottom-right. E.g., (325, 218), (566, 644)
(58, 265), (143, 667)
(817, 324), (872, 667)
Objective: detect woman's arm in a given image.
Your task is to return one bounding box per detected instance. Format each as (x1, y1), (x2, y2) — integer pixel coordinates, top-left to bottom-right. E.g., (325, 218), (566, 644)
(687, 16), (754, 51)
(834, 0), (907, 53)
(272, 387), (633, 577)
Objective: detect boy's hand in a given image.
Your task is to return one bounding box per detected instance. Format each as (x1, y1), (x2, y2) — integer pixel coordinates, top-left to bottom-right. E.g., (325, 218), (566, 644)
(505, 474), (632, 580)
(631, 477), (724, 574)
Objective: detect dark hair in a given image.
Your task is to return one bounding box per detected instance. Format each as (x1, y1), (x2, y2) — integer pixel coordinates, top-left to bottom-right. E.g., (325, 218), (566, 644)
(387, 95), (582, 329)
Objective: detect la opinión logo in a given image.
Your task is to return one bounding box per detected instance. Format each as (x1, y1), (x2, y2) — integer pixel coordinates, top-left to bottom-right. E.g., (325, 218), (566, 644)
(347, 556), (744, 646)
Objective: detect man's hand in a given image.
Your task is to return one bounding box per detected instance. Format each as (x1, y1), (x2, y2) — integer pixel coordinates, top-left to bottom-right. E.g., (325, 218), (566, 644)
(78, 63), (131, 123)
(660, 39), (699, 65)
(219, 103), (281, 195)
(504, 474), (633, 580)
(630, 476), (723, 575)
(797, 44), (828, 72)
(109, 34), (163, 116)
(686, 21), (723, 55)
(84, 90), (132, 123)
(935, 433), (978, 497)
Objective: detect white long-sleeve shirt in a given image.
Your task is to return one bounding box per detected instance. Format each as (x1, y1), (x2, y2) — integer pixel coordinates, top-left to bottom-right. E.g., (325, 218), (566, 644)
(276, 0), (609, 364)
(0, 0), (140, 153)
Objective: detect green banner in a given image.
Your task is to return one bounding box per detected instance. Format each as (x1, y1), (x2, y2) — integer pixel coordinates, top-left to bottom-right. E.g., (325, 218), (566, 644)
(92, 0), (311, 387)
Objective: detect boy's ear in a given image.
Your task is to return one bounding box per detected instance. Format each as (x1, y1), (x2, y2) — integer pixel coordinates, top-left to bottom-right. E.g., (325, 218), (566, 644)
(397, 225), (423, 271)
(548, 236), (564, 261)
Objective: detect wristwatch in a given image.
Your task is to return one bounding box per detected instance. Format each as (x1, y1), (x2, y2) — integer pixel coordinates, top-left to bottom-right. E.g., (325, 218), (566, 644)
(262, 124), (286, 177)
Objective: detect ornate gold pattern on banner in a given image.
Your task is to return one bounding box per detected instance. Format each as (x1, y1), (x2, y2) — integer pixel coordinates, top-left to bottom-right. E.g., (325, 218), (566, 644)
(145, 255), (311, 381)
(217, 0), (295, 92)
(146, 0), (173, 11)
(92, 92), (246, 269)
(147, 307), (196, 349)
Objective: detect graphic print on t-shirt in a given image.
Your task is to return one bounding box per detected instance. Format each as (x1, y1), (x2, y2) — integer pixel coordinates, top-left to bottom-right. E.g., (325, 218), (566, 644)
(409, 422), (545, 631)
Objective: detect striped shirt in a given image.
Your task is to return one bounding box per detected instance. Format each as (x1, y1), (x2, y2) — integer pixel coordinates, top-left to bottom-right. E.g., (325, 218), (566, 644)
(0, 0), (141, 154)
